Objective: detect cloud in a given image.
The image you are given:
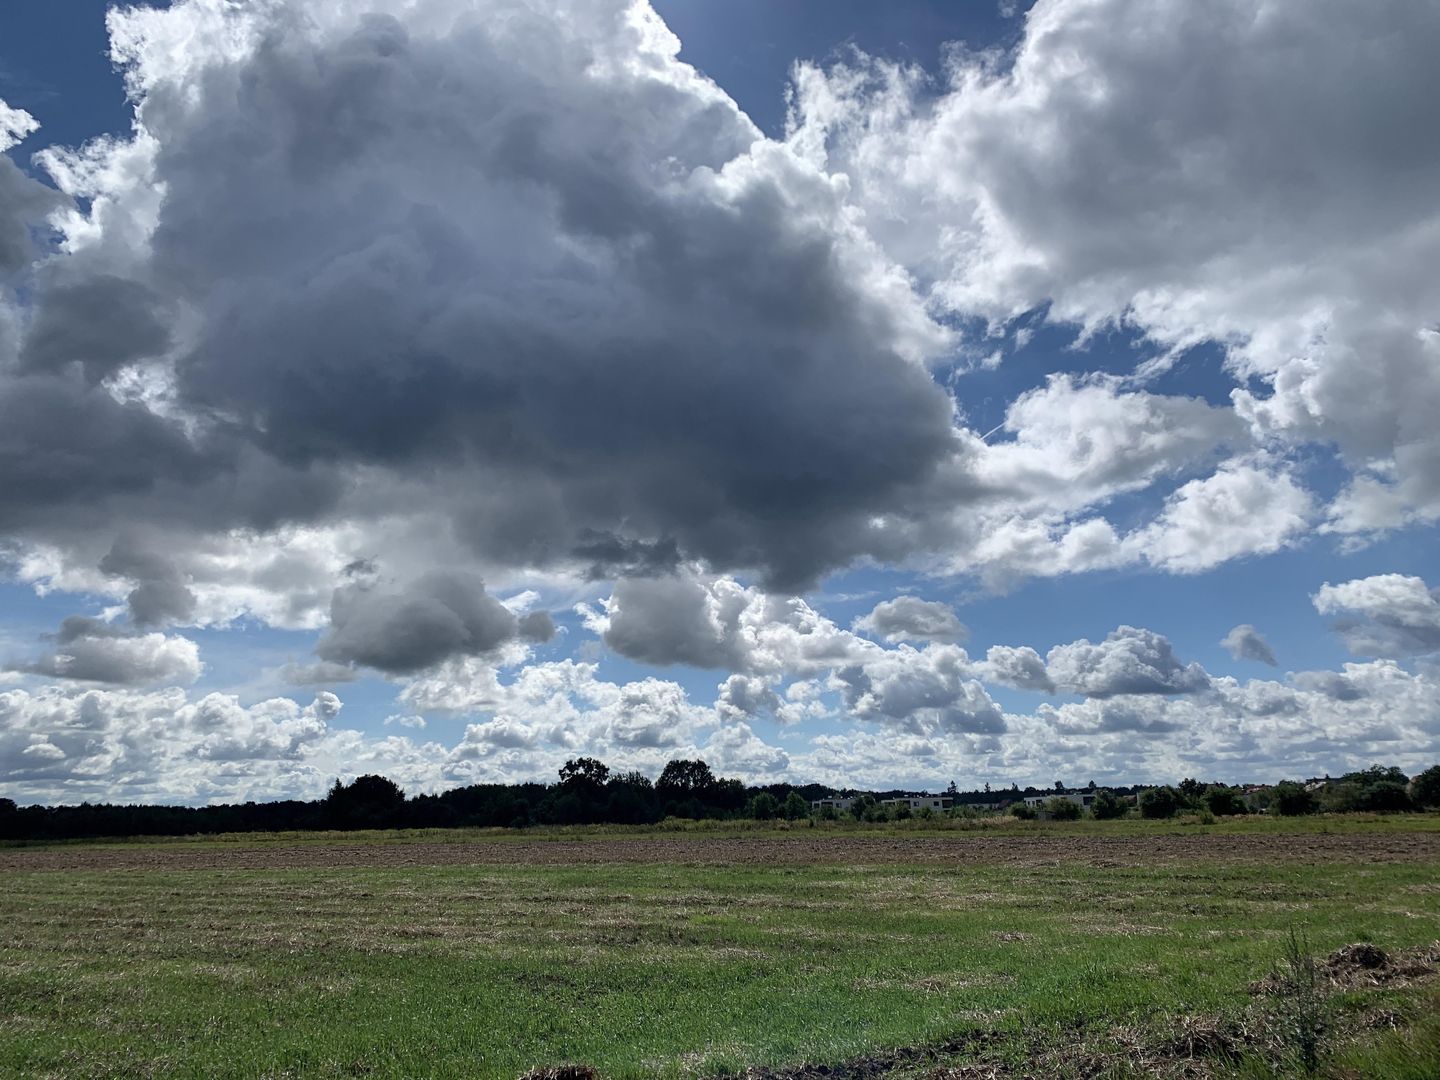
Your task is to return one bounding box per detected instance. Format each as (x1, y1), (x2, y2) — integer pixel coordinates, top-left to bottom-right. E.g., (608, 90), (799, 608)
(18, 616), (202, 686)
(1122, 458), (1315, 572)
(1313, 574), (1440, 657)
(1045, 625), (1211, 698)
(1, 0), (967, 600)
(0, 99), (38, 152)
(1221, 624), (1277, 666)
(855, 596), (967, 644)
(789, 0), (1440, 538)
(316, 571), (530, 675)
(981, 644), (1054, 692)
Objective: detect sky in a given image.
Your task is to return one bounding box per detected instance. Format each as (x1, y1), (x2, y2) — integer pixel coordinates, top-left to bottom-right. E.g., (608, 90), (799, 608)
(1, 0), (1438, 807)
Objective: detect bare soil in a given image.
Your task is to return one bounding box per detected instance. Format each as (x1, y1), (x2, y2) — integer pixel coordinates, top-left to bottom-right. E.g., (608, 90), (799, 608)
(4, 829), (1438, 872)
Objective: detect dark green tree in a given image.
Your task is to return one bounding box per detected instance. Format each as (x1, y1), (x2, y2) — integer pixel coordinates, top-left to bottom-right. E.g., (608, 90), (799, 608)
(1138, 785), (1182, 819)
(1204, 786), (1250, 816)
(1090, 789), (1127, 819)
(324, 775), (406, 829)
(748, 792), (779, 820)
(1271, 780), (1319, 816)
(1044, 797), (1081, 821)
(782, 791), (809, 820)
(559, 757), (610, 787)
(1411, 764), (1440, 808)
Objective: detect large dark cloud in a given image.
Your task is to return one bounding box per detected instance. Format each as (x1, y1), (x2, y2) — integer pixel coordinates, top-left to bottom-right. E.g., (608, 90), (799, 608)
(316, 571), (550, 674)
(0, 0), (964, 594)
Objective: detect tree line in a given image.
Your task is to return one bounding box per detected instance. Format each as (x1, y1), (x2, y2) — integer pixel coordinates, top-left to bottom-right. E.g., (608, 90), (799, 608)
(2, 758), (1437, 841)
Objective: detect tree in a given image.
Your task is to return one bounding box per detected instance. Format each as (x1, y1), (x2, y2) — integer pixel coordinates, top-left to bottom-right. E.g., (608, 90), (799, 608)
(1412, 764), (1440, 808)
(325, 774), (406, 829)
(657, 759), (716, 796)
(559, 757), (610, 788)
(1044, 797), (1081, 821)
(1177, 778), (1208, 805)
(1352, 781), (1414, 813)
(1204, 786), (1250, 817)
(1010, 801), (1036, 820)
(782, 791), (809, 820)
(850, 794), (877, 821)
(1271, 780), (1319, 816)
(748, 792), (779, 820)
(1139, 785), (1182, 819)
(1090, 789), (1127, 820)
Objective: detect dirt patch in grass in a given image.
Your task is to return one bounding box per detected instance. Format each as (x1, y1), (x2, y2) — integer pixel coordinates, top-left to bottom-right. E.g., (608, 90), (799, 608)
(6, 831), (1439, 873)
(1249, 940), (1440, 995)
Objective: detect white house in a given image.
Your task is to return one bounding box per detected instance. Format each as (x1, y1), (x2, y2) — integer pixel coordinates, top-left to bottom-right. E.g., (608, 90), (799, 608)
(880, 796), (954, 812)
(810, 796), (856, 813)
(1022, 790), (1097, 810)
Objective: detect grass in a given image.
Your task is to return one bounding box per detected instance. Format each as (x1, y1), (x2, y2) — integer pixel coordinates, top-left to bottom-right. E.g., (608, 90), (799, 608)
(7, 807), (1440, 852)
(1, 817), (1437, 1078)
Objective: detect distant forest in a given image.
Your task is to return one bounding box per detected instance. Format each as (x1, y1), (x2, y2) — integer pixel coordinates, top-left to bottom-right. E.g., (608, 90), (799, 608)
(2, 757), (1436, 841)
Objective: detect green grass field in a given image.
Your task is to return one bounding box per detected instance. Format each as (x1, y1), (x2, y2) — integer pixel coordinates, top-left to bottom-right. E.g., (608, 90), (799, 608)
(2, 817), (1438, 1078)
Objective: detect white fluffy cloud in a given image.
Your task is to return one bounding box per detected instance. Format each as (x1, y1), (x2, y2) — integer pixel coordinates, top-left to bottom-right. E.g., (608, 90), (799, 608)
(1314, 574), (1440, 657)
(14, 617), (202, 686)
(1045, 625), (1211, 698)
(2, 0), (1439, 801)
(790, 0), (1440, 539)
(854, 596), (967, 644)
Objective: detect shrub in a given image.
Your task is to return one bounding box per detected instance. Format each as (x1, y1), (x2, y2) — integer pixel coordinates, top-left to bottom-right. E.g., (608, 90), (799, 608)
(1138, 785), (1182, 819)
(1353, 780), (1414, 813)
(1044, 797), (1081, 820)
(747, 792), (778, 820)
(1090, 789), (1127, 819)
(1010, 801), (1035, 820)
(1412, 764), (1440, 808)
(782, 791), (810, 820)
(1204, 785), (1250, 816)
(1271, 780), (1319, 816)
(850, 795), (876, 821)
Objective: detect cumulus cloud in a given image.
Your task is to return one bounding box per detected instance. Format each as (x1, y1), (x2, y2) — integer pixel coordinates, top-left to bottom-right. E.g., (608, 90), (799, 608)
(1045, 625), (1211, 698)
(855, 596), (967, 643)
(981, 644), (1054, 692)
(316, 571), (534, 674)
(1221, 624), (1277, 666)
(790, 0), (1440, 538)
(1122, 459), (1314, 572)
(1313, 574), (1440, 657)
(18, 616), (202, 686)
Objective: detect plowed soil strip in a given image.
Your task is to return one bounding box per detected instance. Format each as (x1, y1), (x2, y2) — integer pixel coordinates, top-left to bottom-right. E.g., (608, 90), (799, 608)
(4, 830), (1438, 871)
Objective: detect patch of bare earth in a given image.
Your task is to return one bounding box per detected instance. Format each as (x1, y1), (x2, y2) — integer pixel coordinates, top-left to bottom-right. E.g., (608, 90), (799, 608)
(5, 831), (1439, 872)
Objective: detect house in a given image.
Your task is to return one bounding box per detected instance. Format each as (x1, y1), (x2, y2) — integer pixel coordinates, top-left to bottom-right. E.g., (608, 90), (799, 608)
(880, 796), (954, 812)
(1022, 790), (1097, 810)
(810, 796), (856, 813)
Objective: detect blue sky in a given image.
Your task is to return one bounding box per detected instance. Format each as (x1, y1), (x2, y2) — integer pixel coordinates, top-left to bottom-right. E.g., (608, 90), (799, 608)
(2, 0), (1438, 805)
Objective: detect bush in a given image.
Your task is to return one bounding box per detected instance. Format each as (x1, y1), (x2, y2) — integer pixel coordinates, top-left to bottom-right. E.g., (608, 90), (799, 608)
(1271, 780), (1319, 816)
(782, 791), (810, 821)
(1010, 802), (1036, 820)
(1044, 797), (1081, 820)
(1204, 785), (1250, 816)
(1090, 789), (1127, 819)
(1412, 764), (1440, 808)
(1352, 781), (1414, 813)
(850, 795), (876, 821)
(748, 792), (778, 820)
(1139, 785), (1182, 819)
